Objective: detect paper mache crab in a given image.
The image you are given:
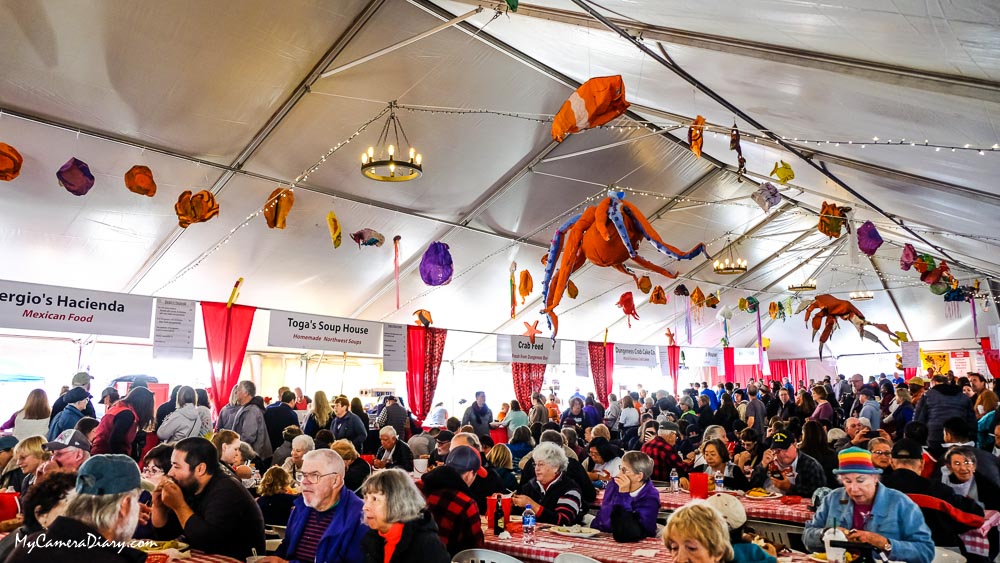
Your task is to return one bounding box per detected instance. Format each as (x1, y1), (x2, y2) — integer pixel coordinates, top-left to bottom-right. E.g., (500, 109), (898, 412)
(540, 190), (709, 337)
(800, 294), (900, 359)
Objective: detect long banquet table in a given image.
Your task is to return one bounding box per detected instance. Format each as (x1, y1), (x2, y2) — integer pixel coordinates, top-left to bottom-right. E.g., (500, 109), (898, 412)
(595, 487), (815, 524)
(483, 526), (813, 563)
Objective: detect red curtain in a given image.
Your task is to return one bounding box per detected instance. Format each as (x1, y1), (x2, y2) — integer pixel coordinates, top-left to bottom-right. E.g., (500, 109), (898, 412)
(904, 367), (917, 379)
(769, 360), (790, 382)
(512, 363), (547, 409)
(405, 326), (448, 424)
(723, 347), (735, 384)
(982, 338), (1000, 379)
(666, 345), (681, 397)
(788, 360), (808, 384)
(201, 302), (256, 417)
(588, 342), (614, 399)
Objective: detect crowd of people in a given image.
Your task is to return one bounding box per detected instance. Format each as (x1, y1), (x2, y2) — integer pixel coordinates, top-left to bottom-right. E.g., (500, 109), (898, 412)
(0, 369), (997, 562)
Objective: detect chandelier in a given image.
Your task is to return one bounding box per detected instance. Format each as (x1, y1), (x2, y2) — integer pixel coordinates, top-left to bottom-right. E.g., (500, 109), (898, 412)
(849, 274), (874, 301)
(713, 237), (747, 275)
(361, 102), (423, 182)
(788, 278), (817, 292)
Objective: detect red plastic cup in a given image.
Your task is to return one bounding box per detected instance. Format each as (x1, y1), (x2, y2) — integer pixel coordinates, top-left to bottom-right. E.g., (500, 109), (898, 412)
(689, 472), (709, 499)
(486, 494), (514, 528)
(0, 492), (19, 520)
(360, 454), (375, 465)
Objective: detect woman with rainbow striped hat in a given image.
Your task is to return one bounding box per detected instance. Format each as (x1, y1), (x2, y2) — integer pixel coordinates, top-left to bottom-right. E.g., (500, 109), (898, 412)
(803, 446), (934, 563)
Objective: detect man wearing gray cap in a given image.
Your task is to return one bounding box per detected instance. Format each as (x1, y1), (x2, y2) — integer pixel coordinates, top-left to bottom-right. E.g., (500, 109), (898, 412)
(49, 371), (97, 426)
(6, 454), (146, 562)
(37, 429), (91, 481)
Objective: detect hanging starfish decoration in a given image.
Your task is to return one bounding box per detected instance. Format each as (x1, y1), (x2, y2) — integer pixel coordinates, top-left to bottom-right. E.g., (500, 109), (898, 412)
(665, 328), (677, 347)
(522, 320), (542, 344)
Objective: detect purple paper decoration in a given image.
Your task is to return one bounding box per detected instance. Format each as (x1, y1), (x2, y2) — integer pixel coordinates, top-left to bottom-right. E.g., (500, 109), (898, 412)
(419, 242), (453, 286)
(900, 243), (916, 271)
(856, 220), (883, 256)
(57, 157), (95, 196)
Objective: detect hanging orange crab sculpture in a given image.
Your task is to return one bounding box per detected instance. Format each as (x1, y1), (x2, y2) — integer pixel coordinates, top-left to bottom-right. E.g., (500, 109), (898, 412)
(801, 294), (898, 359)
(541, 191), (709, 336)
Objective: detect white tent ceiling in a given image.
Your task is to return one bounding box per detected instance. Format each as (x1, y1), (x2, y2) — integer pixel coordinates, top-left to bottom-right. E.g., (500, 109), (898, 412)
(0, 0), (998, 361)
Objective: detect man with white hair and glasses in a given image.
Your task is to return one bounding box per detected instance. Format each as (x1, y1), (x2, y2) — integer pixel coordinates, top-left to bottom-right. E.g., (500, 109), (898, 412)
(6, 454), (145, 563)
(261, 449), (368, 563)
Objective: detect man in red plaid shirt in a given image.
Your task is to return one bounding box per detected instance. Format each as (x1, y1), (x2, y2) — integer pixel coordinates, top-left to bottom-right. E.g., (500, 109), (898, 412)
(641, 421), (687, 481)
(421, 445), (486, 556)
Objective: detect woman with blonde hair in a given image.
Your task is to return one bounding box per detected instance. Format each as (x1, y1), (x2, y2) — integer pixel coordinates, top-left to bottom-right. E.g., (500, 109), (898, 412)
(304, 390), (333, 437)
(1, 389), (50, 441)
(12, 436), (50, 495)
(331, 438), (371, 493)
(663, 501), (735, 562)
(486, 443), (518, 491)
(256, 466), (296, 525)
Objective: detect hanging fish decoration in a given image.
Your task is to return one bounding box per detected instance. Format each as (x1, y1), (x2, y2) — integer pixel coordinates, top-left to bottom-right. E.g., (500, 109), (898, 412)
(419, 242), (453, 286)
(704, 292), (720, 308)
(57, 157), (95, 196)
(745, 296), (760, 313)
(351, 228), (385, 248)
(509, 262), (518, 318)
(124, 165), (156, 197)
(751, 182), (781, 213)
(413, 309), (433, 327)
(263, 187), (294, 229)
(518, 270), (533, 304)
(730, 122), (747, 181)
(688, 115), (706, 158)
(818, 201), (851, 238)
(326, 211), (343, 249)
(914, 254), (935, 274)
(649, 285), (667, 305)
(175, 190), (220, 228)
(567, 280), (579, 299)
(638, 275), (652, 294)
(616, 291), (640, 328)
(769, 160), (795, 184)
(899, 243), (916, 271)
(856, 221), (883, 256)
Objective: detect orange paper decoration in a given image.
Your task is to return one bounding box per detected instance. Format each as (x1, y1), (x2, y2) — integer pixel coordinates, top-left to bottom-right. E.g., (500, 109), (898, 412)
(0, 143), (23, 181)
(263, 187), (294, 229)
(175, 190), (220, 228)
(124, 165), (157, 196)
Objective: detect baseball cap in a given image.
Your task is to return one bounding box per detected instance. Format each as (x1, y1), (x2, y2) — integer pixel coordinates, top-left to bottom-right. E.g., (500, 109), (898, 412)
(99, 387), (118, 401)
(45, 429), (92, 452)
(769, 432), (794, 450)
(858, 388), (875, 398)
(891, 438), (923, 460)
(908, 376), (926, 386)
(446, 445), (488, 478)
(0, 436), (18, 452)
(660, 421), (680, 434)
(706, 492), (747, 530)
(71, 372), (93, 387)
(435, 430), (455, 443)
(64, 387), (92, 403)
(76, 454), (141, 495)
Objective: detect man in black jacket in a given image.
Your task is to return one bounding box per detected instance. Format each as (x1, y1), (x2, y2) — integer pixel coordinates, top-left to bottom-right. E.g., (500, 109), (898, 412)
(151, 437), (266, 559)
(48, 371), (96, 426)
(883, 438), (985, 559)
(264, 390), (300, 455)
(518, 430), (596, 509)
(374, 426), (414, 471)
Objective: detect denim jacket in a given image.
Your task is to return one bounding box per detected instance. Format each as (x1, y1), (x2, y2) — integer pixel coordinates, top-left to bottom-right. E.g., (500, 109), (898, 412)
(803, 482), (934, 563)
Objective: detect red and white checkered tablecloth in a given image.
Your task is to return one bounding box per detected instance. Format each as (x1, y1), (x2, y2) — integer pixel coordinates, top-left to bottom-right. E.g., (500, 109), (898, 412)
(595, 489), (815, 525)
(484, 528), (814, 563)
(959, 509), (1000, 558)
(187, 551), (242, 563)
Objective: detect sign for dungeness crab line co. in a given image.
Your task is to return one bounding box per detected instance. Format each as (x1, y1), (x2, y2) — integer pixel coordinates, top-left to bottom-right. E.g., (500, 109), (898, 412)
(268, 310), (383, 354)
(0, 279), (153, 338)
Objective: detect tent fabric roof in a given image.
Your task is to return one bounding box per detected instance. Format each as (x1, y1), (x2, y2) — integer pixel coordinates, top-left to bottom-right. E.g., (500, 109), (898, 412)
(0, 0), (997, 360)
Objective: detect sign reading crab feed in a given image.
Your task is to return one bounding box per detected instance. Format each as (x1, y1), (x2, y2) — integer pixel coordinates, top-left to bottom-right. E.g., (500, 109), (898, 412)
(497, 335), (561, 365)
(614, 344), (658, 367)
(0, 279), (153, 338)
(268, 310), (382, 354)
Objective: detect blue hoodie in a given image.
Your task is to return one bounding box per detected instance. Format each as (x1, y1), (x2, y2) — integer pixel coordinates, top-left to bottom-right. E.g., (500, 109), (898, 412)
(276, 488), (368, 563)
(48, 404), (85, 441)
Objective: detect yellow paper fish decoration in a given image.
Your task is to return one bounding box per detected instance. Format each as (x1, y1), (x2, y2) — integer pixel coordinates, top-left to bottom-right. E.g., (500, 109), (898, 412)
(770, 160), (795, 184)
(326, 210), (342, 249)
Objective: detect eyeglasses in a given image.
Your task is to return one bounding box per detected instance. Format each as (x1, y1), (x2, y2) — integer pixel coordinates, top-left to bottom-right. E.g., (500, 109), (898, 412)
(871, 450), (891, 456)
(301, 471), (339, 483)
(950, 460), (975, 467)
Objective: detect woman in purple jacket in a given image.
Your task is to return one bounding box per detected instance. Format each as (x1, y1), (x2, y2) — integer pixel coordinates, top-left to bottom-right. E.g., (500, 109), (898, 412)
(591, 451), (661, 540)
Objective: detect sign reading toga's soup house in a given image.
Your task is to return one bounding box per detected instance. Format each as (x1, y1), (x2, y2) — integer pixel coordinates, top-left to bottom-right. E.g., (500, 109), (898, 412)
(0, 279), (154, 338)
(268, 310), (383, 354)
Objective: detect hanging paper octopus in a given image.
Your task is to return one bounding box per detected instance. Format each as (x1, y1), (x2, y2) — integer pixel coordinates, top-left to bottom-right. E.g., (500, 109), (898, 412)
(617, 292), (639, 327)
(540, 190), (709, 337)
(801, 294), (899, 359)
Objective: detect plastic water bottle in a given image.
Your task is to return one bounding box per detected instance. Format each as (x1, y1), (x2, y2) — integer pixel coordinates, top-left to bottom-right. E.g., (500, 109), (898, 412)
(669, 468), (680, 492)
(522, 505), (536, 545)
(714, 470), (725, 492)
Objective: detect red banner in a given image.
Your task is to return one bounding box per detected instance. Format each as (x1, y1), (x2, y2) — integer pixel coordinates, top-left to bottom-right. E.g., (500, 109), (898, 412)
(723, 347), (735, 384)
(201, 302), (256, 416)
(588, 342), (614, 400)
(981, 338), (1000, 379)
(667, 345), (681, 397)
(405, 326), (448, 424)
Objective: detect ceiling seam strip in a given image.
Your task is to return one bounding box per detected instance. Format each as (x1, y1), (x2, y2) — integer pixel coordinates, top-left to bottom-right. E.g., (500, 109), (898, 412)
(568, 0), (994, 283)
(120, 0), (390, 295)
(444, 0), (1000, 102)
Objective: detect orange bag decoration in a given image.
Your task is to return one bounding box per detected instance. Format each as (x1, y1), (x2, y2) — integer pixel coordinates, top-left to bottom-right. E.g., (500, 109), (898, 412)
(638, 275), (652, 294)
(174, 190), (220, 228)
(649, 285), (667, 305)
(551, 76), (630, 142)
(0, 143), (23, 181)
(688, 115), (706, 158)
(518, 270), (533, 304)
(818, 201), (850, 238)
(567, 280), (579, 299)
(124, 165), (157, 197)
(263, 187), (294, 229)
